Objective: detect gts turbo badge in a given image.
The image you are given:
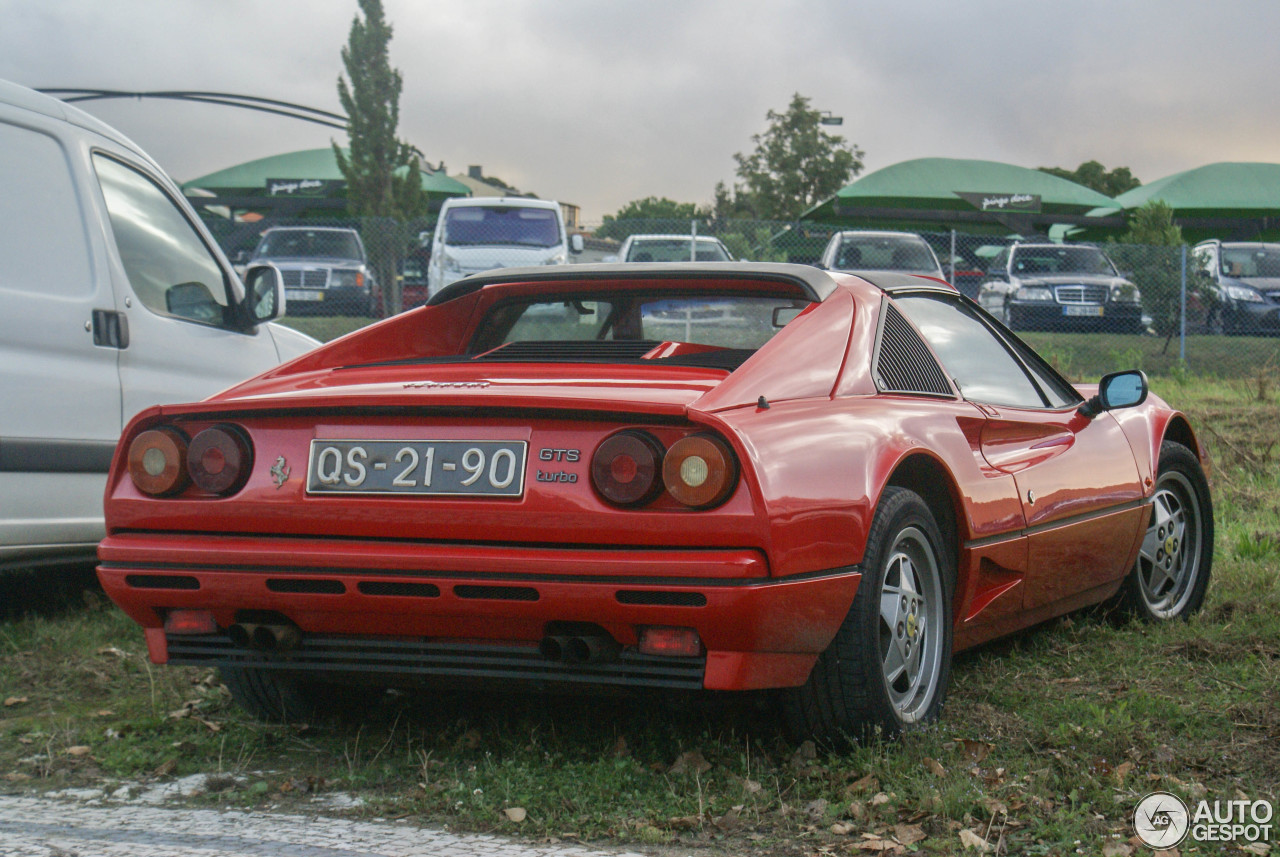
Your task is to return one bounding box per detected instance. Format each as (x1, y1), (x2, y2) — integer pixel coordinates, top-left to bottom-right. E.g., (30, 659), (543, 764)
(536, 448), (580, 483)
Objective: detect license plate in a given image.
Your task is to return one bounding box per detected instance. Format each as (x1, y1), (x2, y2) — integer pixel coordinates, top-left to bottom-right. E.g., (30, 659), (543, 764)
(306, 440), (527, 497)
(1063, 305), (1104, 317)
(287, 289), (325, 302)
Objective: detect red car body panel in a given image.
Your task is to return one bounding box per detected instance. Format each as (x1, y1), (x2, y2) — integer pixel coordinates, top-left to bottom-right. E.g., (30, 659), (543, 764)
(98, 263), (1201, 693)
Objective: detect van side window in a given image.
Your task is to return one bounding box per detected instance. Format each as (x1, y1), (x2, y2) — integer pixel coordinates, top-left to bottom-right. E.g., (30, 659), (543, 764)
(0, 122), (92, 297)
(92, 155), (230, 326)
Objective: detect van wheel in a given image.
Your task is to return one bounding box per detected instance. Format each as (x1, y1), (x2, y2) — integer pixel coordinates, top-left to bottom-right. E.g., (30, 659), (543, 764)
(784, 487), (954, 742)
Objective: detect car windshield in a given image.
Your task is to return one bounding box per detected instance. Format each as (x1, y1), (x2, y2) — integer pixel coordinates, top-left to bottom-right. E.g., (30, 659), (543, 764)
(1010, 246), (1114, 276)
(1220, 245), (1280, 278)
(626, 239), (731, 262)
(253, 230), (362, 261)
(833, 235), (937, 273)
(473, 293), (811, 355)
(444, 206), (561, 248)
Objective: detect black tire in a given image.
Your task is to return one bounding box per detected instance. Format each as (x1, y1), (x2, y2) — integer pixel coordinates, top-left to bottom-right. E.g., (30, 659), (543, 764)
(220, 666), (355, 723)
(1113, 441), (1213, 621)
(784, 487), (955, 742)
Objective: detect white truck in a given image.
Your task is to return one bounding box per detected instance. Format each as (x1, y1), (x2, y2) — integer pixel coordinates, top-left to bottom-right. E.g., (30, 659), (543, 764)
(0, 79), (317, 570)
(425, 197), (583, 296)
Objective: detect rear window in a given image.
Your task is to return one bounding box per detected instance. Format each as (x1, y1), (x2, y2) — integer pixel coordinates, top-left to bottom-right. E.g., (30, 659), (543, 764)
(834, 235), (937, 273)
(626, 239), (731, 262)
(476, 293), (811, 353)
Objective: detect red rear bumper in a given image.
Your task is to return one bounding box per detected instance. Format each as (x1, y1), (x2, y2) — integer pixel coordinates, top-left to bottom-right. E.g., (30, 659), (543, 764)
(98, 533), (860, 690)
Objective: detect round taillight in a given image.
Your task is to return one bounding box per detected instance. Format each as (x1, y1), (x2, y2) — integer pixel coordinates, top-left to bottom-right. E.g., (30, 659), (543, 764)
(591, 431), (665, 506)
(127, 428), (189, 496)
(663, 434), (737, 508)
(187, 425), (252, 495)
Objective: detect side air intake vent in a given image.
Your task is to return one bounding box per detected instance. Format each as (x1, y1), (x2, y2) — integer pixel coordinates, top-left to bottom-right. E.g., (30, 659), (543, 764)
(475, 340), (662, 363)
(875, 303), (953, 396)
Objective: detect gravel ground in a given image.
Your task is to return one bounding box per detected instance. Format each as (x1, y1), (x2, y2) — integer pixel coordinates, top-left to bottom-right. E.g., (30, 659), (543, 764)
(0, 795), (652, 857)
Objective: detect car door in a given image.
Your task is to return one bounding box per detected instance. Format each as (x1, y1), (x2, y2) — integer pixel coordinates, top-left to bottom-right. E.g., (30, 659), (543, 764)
(89, 151), (282, 423)
(893, 292), (1145, 612)
(0, 107), (122, 558)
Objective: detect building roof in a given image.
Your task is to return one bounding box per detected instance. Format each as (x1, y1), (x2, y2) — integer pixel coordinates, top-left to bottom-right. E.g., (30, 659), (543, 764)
(805, 157), (1118, 221)
(181, 148), (470, 196)
(1107, 162), (1280, 214)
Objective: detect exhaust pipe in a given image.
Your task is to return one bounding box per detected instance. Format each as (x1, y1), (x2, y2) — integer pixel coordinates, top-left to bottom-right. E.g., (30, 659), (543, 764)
(541, 634), (620, 664)
(567, 635), (620, 664)
(229, 622), (302, 652)
(539, 635), (573, 662)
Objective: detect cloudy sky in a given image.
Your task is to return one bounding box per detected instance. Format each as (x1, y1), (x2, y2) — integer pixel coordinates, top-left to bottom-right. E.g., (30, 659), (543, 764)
(3, 1), (1279, 221)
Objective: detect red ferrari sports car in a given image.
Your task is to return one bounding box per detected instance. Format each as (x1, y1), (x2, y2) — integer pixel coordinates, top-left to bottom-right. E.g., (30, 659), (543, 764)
(98, 263), (1213, 739)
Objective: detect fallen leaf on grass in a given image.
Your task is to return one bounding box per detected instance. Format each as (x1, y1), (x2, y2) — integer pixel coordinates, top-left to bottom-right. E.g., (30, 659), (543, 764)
(668, 749), (711, 775)
(502, 806), (527, 823)
(153, 758), (177, 777)
(741, 777), (763, 794)
(957, 739), (993, 763)
(804, 798), (829, 820)
(3, 773), (31, 782)
(1241, 843), (1271, 855)
(870, 792), (891, 807)
(713, 805), (743, 830)
(981, 797), (1008, 816)
(1113, 761), (1134, 783)
(846, 773), (879, 794)
(94, 710), (115, 718)
(923, 757), (946, 776)
(3, 697), (28, 707)
(1102, 842), (1133, 856)
(96, 646), (128, 658)
(894, 823), (927, 844)
(959, 829), (992, 852)
(667, 815), (701, 830)
(829, 822), (855, 835)
(65, 746), (92, 757)
(789, 739), (817, 767)
(856, 833), (902, 853)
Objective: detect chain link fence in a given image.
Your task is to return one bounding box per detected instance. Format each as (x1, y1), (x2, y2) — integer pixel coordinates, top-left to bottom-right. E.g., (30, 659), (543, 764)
(203, 213), (1280, 378)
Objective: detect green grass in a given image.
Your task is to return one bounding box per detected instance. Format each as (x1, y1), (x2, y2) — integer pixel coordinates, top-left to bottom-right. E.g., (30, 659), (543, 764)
(277, 314), (372, 343)
(1021, 330), (1280, 381)
(2, 374), (1278, 855)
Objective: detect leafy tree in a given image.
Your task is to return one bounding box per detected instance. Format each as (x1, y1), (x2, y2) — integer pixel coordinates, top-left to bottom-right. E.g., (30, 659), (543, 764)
(334, 0), (427, 315)
(597, 196), (702, 240)
(1108, 201), (1210, 352)
(720, 227), (787, 262)
(730, 93), (863, 220)
(1039, 161), (1140, 198)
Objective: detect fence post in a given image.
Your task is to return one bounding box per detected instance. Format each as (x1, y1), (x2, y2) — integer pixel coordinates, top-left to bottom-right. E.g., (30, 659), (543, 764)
(949, 229), (957, 286)
(1180, 244), (1187, 362)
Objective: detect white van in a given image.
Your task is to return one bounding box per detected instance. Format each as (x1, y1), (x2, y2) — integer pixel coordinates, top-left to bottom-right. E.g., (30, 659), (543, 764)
(425, 197), (583, 296)
(0, 80), (317, 570)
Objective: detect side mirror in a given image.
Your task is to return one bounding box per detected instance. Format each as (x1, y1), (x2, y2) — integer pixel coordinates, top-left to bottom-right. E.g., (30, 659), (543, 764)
(570, 234), (585, 254)
(1078, 369), (1148, 418)
(243, 263), (285, 324)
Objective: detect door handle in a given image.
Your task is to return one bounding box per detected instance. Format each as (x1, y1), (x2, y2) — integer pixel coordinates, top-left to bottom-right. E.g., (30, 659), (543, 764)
(92, 309), (129, 349)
